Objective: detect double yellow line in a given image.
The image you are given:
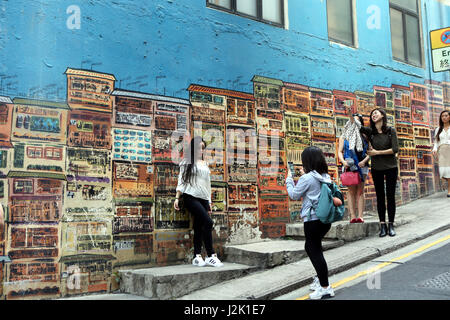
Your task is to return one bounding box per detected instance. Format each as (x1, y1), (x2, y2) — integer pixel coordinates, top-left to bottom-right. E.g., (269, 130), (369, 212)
(296, 234), (450, 300)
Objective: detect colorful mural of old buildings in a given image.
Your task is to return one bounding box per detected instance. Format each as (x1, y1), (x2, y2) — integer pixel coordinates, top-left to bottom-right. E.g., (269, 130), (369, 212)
(0, 69), (449, 299)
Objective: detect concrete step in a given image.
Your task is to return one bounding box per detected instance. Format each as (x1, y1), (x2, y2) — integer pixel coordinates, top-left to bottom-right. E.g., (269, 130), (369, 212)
(119, 262), (257, 300)
(286, 215), (413, 242)
(118, 238), (343, 300)
(59, 293), (151, 300)
(178, 212), (448, 301)
(119, 217), (413, 300)
(224, 239), (344, 268)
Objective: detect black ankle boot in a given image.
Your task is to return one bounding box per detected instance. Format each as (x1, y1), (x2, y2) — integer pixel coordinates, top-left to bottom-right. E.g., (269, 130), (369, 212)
(379, 223), (387, 237)
(388, 223), (396, 237)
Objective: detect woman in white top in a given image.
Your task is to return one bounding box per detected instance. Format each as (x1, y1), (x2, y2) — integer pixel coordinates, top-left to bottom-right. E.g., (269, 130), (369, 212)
(174, 137), (224, 267)
(432, 110), (450, 197)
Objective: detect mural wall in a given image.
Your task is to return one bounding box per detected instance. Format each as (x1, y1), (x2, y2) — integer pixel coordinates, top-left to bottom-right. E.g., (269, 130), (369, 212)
(0, 67), (449, 299)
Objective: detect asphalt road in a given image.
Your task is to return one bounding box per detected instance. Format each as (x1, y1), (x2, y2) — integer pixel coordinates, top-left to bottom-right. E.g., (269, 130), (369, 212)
(333, 242), (450, 300)
(276, 230), (450, 301)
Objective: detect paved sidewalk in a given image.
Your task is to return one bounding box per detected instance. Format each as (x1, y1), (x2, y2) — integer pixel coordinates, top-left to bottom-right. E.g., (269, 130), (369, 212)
(59, 191), (450, 300)
(178, 191), (450, 300)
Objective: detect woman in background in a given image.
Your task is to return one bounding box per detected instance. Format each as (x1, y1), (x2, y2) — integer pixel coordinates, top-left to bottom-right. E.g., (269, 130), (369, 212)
(432, 110), (450, 197)
(338, 104), (370, 223)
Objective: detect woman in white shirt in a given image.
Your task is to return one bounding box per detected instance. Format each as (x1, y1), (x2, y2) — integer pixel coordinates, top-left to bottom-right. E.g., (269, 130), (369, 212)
(174, 136), (224, 267)
(432, 110), (450, 197)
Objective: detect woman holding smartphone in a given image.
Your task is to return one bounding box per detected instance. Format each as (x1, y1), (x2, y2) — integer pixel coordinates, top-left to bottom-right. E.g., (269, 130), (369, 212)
(286, 147), (335, 300)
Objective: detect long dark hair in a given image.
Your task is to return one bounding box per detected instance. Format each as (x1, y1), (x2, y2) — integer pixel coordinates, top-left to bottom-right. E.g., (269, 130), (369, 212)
(354, 114), (369, 143)
(182, 136), (205, 185)
(301, 146), (328, 175)
(436, 110), (450, 142)
(369, 108), (388, 134)
(354, 114), (364, 127)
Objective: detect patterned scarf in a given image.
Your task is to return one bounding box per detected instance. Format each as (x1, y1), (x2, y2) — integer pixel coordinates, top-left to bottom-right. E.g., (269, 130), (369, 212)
(342, 119), (363, 152)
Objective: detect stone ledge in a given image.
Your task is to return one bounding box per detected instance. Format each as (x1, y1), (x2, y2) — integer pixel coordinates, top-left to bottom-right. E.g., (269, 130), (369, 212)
(286, 216), (412, 242)
(119, 263), (257, 300)
(224, 239), (344, 268)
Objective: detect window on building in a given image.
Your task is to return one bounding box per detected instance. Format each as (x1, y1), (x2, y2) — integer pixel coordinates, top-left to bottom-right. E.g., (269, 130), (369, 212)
(0, 104), (8, 125)
(44, 147), (63, 160)
(389, 0), (422, 66)
(14, 180), (33, 194)
(0, 150), (7, 168)
(327, 0), (355, 46)
(27, 147), (43, 159)
(14, 144), (25, 168)
(207, 0), (284, 27)
(0, 181), (4, 198)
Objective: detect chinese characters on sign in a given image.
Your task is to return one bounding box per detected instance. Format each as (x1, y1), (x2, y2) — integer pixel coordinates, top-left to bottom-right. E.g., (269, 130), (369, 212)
(430, 27), (450, 73)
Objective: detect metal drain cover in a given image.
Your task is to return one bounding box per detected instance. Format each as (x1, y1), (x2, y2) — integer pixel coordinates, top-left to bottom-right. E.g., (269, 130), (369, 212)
(417, 272), (450, 290)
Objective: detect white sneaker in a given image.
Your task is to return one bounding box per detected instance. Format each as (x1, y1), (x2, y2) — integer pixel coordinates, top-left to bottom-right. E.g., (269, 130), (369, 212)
(309, 285), (335, 300)
(192, 254), (206, 267)
(205, 254), (224, 267)
(309, 276), (321, 291)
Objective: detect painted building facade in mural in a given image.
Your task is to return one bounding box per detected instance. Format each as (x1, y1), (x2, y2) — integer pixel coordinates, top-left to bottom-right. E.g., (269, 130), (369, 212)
(0, 68), (448, 299)
(0, 0), (450, 299)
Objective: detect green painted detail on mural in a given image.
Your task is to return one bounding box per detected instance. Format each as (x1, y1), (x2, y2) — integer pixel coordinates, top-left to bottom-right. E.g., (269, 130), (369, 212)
(13, 144), (24, 168)
(13, 98), (70, 110)
(7, 170), (66, 180)
(114, 197), (154, 204)
(354, 90), (374, 96)
(211, 181), (227, 187)
(26, 165), (63, 172)
(59, 254), (116, 263)
(251, 75), (284, 86)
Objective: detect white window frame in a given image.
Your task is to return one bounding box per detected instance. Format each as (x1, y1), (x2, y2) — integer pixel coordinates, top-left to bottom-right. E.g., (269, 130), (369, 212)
(326, 0), (357, 48)
(207, 0), (286, 28)
(389, 0), (423, 67)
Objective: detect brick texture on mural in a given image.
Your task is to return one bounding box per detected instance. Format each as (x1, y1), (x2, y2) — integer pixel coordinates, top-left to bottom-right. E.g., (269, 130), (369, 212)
(0, 69), (449, 299)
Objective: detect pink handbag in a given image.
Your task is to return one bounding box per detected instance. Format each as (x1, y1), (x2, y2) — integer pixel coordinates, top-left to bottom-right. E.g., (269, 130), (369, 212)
(340, 169), (361, 186)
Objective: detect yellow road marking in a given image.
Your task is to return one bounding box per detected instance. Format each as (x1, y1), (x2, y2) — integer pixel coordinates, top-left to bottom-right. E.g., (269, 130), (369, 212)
(296, 234), (450, 300)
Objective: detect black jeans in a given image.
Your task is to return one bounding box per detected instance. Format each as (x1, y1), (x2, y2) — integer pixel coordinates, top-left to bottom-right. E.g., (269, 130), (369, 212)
(371, 167), (398, 223)
(182, 193), (215, 257)
(304, 220), (332, 287)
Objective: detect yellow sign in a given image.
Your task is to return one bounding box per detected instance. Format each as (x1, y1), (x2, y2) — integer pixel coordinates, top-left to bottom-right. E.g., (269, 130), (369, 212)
(430, 27), (450, 50)
(430, 27), (450, 72)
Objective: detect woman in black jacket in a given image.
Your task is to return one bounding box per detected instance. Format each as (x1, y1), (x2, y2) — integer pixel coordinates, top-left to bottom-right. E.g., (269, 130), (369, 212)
(351, 108), (399, 237)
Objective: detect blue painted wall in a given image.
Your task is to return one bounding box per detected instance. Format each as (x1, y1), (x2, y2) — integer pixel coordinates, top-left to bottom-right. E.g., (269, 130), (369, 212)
(0, 0), (449, 99)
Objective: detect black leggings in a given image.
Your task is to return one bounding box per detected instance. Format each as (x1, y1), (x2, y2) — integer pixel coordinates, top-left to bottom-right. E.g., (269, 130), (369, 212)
(371, 167), (398, 223)
(182, 193), (215, 257)
(304, 220), (332, 287)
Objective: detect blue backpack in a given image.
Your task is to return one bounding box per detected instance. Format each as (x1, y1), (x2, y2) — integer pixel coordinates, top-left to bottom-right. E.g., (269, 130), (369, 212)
(308, 181), (345, 224)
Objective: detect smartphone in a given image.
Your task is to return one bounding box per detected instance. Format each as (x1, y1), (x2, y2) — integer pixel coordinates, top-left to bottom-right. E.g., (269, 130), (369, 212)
(287, 161), (295, 175)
